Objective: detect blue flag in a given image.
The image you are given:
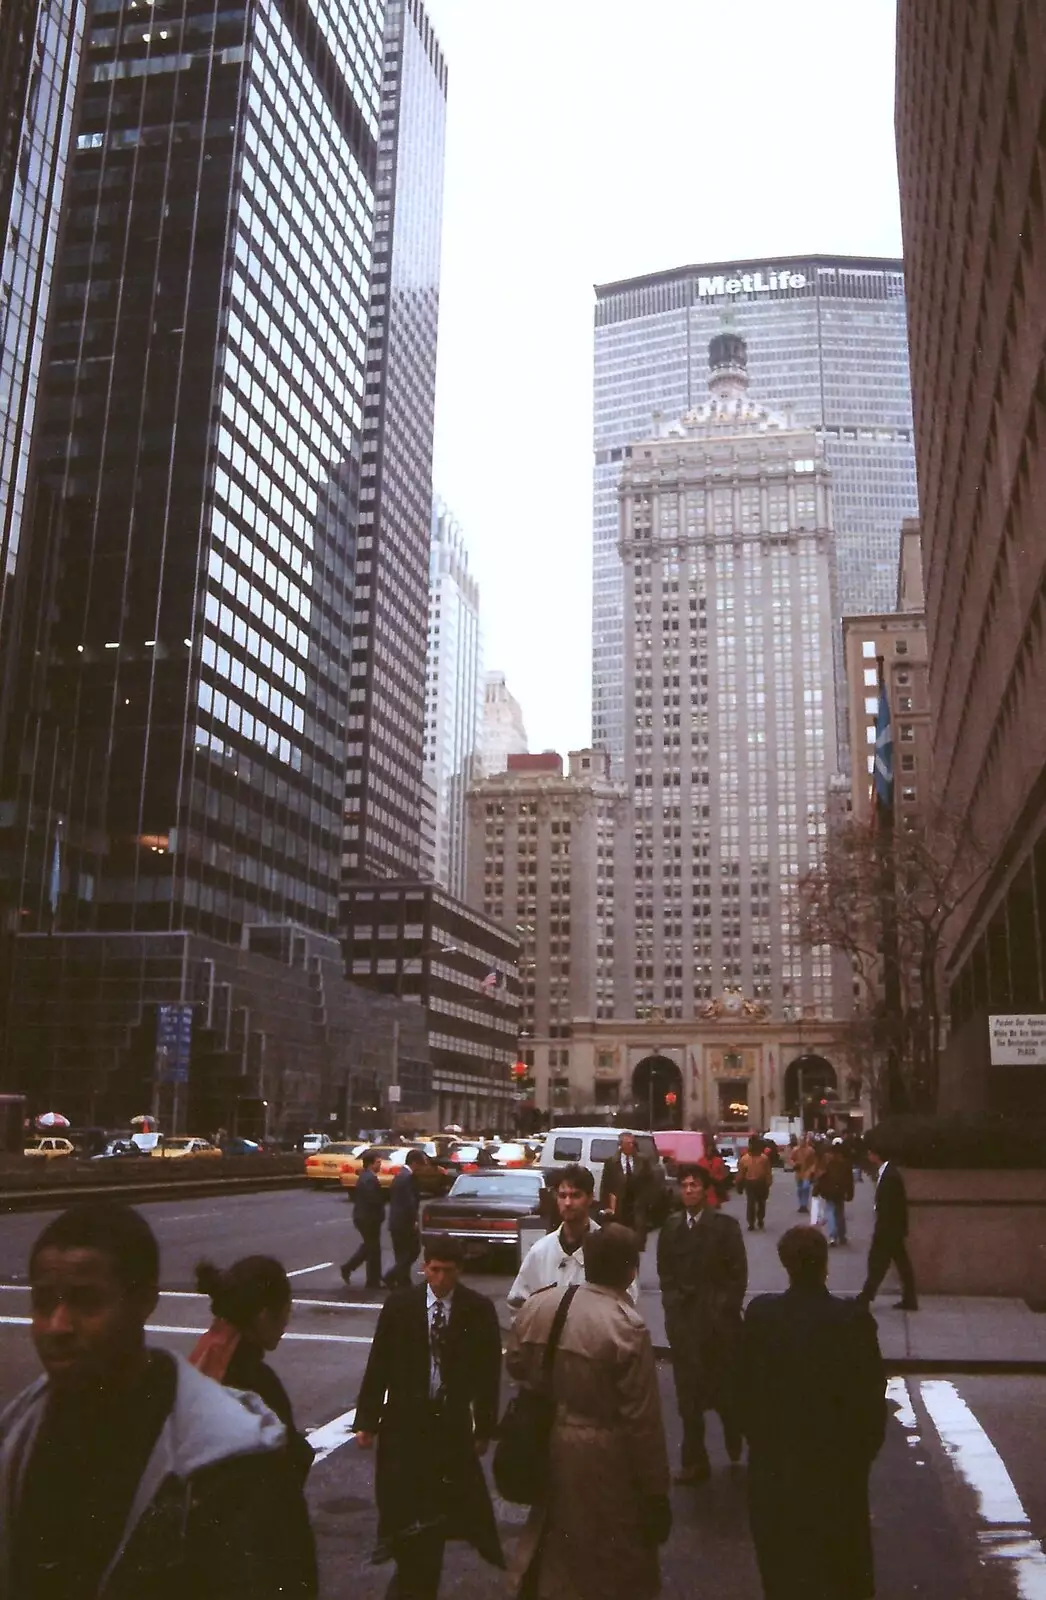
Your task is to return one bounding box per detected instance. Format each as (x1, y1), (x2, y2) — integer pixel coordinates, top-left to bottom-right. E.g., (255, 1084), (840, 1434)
(872, 670), (893, 816)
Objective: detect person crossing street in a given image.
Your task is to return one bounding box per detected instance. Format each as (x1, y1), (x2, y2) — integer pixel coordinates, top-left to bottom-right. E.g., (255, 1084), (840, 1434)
(342, 1151), (384, 1289)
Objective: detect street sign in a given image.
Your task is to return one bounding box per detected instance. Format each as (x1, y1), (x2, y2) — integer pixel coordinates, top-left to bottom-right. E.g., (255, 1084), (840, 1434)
(988, 1014), (1046, 1066)
(387, 1084), (402, 1104)
(157, 1003), (194, 1085)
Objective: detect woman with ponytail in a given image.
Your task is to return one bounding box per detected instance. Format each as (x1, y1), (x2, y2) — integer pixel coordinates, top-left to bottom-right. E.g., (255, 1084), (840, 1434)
(190, 1257), (317, 1594)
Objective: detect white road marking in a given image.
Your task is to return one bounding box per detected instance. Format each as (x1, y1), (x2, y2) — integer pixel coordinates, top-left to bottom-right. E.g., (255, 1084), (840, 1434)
(306, 1408), (358, 1463)
(0, 1315), (374, 1346)
(920, 1380), (1046, 1599)
(886, 1376), (921, 1446)
(152, 1211), (223, 1222)
(287, 1262), (334, 1278)
(0, 1285), (381, 1312)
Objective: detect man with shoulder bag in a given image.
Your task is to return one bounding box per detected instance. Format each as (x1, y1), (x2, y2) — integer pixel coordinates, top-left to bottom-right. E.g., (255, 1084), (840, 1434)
(505, 1225), (670, 1600)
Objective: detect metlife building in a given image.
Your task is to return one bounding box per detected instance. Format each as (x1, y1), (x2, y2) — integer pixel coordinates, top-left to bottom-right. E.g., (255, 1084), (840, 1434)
(593, 255), (918, 771)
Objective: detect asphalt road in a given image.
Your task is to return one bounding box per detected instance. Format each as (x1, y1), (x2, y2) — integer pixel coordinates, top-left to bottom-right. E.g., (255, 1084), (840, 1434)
(2, 1183), (1046, 1597)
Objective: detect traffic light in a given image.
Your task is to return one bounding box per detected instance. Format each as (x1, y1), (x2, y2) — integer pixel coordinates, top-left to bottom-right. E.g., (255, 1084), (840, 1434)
(664, 1091), (678, 1107)
(511, 1060), (528, 1081)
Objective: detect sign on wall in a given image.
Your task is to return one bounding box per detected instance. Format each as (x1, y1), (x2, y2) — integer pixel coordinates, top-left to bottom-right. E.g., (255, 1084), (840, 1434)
(988, 1014), (1046, 1066)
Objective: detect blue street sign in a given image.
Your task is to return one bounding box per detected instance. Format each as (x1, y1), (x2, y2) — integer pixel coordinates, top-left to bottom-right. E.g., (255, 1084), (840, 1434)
(157, 1003), (193, 1085)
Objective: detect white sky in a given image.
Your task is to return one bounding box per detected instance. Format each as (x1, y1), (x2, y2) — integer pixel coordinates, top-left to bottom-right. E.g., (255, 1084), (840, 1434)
(425, 0), (903, 758)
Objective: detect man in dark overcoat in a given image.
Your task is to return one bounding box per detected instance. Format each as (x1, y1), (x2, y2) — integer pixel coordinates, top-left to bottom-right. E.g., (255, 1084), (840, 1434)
(383, 1149), (424, 1289)
(657, 1162), (747, 1480)
(355, 1239), (503, 1598)
(600, 1131), (660, 1246)
(741, 1226), (886, 1600)
(857, 1136), (918, 1310)
(341, 1150), (385, 1288)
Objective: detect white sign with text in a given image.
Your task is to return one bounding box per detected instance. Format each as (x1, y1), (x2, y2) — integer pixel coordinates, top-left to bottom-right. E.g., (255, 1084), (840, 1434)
(988, 1014), (1046, 1065)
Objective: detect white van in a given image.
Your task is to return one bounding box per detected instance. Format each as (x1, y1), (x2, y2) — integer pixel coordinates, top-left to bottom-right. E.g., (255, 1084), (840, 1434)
(538, 1126), (661, 1193)
(302, 1132), (331, 1155)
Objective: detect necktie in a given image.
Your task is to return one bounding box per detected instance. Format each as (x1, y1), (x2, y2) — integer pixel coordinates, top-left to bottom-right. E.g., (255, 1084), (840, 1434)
(625, 1157), (632, 1179)
(687, 1212), (696, 1230)
(430, 1298), (448, 1400)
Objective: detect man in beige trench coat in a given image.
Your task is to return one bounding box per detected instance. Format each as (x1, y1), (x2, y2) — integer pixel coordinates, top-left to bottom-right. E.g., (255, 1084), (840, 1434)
(505, 1224), (671, 1600)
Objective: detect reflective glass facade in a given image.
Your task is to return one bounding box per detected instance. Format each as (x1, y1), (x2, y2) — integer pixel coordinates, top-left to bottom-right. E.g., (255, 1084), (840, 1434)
(0, 0), (84, 714)
(342, 0), (446, 884)
(594, 256), (918, 770)
(424, 498), (482, 899)
(3, 0), (382, 941)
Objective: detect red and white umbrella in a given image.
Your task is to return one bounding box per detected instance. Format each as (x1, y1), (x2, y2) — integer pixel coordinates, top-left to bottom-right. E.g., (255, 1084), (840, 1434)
(35, 1111), (71, 1129)
(130, 1114), (157, 1129)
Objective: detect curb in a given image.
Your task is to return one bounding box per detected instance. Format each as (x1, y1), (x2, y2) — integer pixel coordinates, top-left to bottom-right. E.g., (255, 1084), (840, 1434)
(0, 1173), (308, 1214)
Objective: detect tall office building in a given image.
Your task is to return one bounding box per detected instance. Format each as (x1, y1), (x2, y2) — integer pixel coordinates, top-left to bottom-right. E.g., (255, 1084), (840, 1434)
(342, 0), (447, 884)
(622, 333), (839, 1021)
(896, 0), (1046, 1111)
(467, 749), (630, 1109)
(594, 255), (918, 770)
(3, 0), (383, 941)
(424, 498), (482, 899)
(0, 0), (84, 704)
(477, 670), (528, 777)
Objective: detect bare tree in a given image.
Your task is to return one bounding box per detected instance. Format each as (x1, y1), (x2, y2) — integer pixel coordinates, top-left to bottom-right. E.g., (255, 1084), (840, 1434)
(799, 809), (989, 1112)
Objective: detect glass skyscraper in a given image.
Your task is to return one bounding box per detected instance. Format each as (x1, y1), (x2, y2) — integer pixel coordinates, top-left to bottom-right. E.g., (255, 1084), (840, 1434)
(2, 0), (383, 941)
(424, 497), (482, 900)
(594, 255), (918, 771)
(0, 0), (84, 723)
(342, 0), (447, 884)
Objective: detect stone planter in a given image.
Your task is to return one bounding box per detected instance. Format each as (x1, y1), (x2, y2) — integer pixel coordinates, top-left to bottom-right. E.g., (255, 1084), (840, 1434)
(902, 1167), (1046, 1298)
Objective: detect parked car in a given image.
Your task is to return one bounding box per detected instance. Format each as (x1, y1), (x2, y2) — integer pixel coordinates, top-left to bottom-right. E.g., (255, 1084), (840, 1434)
(339, 1143), (452, 1198)
(222, 1137), (263, 1156)
(421, 1170), (546, 1266)
(23, 1136), (75, 1159)
(91, 1140), (147, 1160)
(537, 1126), (662, 1193)
(306, 1141), (368, 1186)
(151, 1137), (222, 1159)
(302, 1132), (332, 1155)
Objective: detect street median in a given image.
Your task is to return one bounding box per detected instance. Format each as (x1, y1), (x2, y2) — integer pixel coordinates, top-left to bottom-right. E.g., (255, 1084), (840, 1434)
(0, 1153), (307, 1213)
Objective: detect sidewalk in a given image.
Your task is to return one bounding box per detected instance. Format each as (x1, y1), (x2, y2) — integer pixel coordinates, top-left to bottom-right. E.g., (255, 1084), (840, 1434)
(630, 1177), (1046, 1370)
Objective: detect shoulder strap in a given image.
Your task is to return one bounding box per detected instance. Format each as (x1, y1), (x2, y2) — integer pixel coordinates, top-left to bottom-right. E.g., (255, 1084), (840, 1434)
(541, 1284), (579, 1378)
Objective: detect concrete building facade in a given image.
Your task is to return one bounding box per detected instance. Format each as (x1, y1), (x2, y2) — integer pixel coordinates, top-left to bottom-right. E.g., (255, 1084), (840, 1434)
(593, 255), (919, 771)
(896, 0), (1046, 1112)
(476, 670), (528, 777)
(424, 499), (482, 899)
(466, 750), (630, 1114)
(621, 333), (840, 1028)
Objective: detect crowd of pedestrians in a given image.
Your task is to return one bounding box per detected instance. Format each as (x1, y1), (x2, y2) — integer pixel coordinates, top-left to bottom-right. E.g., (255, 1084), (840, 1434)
(0, 1129), (915, 1599)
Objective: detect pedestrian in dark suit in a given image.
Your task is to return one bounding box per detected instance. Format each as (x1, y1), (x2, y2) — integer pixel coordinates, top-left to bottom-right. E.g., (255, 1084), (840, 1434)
(857, 1138), (918, 1310)
(342, 1151), (385, 1289)
(383, 1150), (424, 1289)
(741, 1226), (886, 1600)
(657, 1163), (747, 1480)
(600, 1131), (659, 1246)
(355, 1239), (504, 1598)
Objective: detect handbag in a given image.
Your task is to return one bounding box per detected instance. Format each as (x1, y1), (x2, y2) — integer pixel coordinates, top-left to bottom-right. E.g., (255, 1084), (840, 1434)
(493, 1284), (578, 1505)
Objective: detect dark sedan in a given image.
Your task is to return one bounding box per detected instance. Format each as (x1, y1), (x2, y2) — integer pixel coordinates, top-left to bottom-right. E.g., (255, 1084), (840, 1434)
(420, 1170), (546, 1266)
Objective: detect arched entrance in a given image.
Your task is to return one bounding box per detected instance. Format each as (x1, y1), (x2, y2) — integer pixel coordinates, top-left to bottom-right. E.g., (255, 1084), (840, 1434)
(632, 1056), (683, 1130)
(783, 1054), (838, 1128)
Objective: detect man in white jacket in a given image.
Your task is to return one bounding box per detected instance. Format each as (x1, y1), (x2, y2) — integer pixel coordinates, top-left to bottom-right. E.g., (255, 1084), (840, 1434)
(508, 1164), (640, 1309)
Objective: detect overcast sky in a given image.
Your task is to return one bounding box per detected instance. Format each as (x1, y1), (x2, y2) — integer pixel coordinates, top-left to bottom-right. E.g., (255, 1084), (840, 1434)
(424, 0), (904, 759)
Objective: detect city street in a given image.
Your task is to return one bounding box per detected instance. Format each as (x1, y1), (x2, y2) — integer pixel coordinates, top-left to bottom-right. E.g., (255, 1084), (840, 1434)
(2, 1178), (1046, 1594)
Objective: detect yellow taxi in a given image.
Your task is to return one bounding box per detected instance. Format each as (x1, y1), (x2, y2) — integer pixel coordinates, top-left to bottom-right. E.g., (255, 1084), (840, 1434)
(23, 1136), (75, 1159)
(305, 1141), (368, 1187)
(151, 1137), (222, 1159)
(340, 1143), (451, 1198)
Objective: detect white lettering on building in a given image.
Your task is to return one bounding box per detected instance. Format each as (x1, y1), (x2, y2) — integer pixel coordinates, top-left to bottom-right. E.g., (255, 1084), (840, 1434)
(696, 269), (808, 298)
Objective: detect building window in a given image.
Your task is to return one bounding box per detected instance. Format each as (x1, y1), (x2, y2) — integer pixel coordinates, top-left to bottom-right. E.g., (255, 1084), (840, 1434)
(899, 724), (914, 741)
(895, 639), (909, 655)
(861, 640), (877, 659)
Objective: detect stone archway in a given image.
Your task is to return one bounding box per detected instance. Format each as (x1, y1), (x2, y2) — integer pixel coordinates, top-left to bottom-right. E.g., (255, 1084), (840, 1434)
(632, 1055), (684, 1130)
(783, 1054), (838, 1127)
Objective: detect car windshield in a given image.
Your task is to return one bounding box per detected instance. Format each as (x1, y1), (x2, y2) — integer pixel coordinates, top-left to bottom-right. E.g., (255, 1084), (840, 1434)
(449, 1174), (543, 1200)
(364, 1146), (397, 1161)
(165, 1139), (192, 1149)
(322, 1143), (359, 1155)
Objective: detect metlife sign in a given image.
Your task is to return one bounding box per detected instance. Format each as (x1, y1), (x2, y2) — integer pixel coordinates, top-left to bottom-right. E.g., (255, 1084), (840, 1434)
(696, 267), (808, 299)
